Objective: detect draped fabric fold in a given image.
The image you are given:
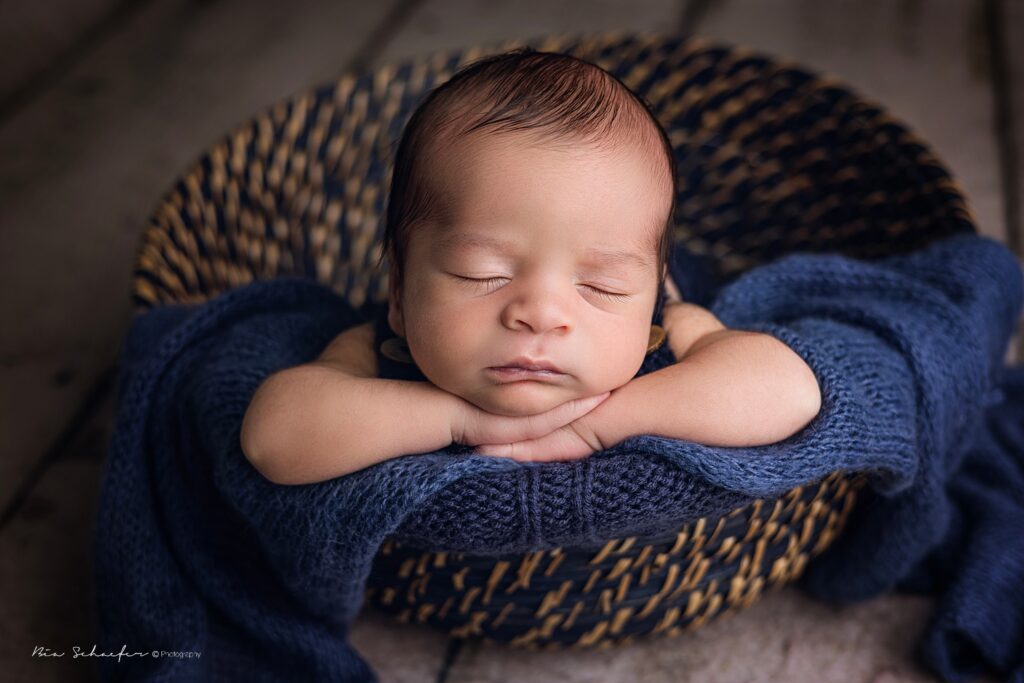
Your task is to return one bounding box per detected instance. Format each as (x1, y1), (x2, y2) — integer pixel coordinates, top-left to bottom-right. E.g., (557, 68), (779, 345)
(96, 233), (1024, 681)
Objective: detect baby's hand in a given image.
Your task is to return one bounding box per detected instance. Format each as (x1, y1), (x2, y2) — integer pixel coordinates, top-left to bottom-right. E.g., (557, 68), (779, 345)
(472, 416), (605, 461)
(454, 392), (610, 461)
(661, 301), (728, 360)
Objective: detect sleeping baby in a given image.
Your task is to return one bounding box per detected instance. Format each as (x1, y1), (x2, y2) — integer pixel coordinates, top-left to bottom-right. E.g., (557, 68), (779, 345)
(240, 48), (822, 485)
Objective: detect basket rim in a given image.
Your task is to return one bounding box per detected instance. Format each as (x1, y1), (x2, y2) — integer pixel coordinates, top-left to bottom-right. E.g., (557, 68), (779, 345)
(128, 30), (977, 310)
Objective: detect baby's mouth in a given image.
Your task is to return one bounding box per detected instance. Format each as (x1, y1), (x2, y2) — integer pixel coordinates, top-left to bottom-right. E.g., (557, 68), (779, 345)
(486, 365), (567, 382)
(491, 357), (565, 373)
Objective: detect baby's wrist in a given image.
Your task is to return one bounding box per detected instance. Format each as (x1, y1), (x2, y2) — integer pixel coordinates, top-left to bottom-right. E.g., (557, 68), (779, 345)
(440, 388), (471, 445)
(579, 383), (641, 449)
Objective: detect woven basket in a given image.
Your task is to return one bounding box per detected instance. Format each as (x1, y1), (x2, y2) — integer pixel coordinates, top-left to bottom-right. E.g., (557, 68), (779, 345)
(131, 32), (975, 648)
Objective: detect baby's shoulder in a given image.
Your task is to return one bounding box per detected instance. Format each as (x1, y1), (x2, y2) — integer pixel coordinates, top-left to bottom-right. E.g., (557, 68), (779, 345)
(315, 322), (378, 378)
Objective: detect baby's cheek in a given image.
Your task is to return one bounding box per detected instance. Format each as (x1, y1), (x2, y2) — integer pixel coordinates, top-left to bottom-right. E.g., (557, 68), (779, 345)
(591, 331), (648, 389)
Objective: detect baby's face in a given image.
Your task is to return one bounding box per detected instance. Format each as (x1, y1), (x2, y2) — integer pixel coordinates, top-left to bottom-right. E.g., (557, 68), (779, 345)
(389, 132), (670, 417)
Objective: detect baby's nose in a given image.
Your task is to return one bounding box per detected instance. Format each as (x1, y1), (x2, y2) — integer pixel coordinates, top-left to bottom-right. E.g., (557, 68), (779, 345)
(504, 290), (573, 334)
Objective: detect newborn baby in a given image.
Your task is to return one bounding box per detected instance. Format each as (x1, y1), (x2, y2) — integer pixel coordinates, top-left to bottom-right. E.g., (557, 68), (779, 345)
(241, 48), (822, 485)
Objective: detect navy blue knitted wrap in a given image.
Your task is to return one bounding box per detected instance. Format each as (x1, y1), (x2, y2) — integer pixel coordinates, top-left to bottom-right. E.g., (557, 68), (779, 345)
(95, 234), (1024, 682)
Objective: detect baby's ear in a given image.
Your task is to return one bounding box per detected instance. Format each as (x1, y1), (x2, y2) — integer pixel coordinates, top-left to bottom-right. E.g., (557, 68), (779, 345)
(386, 275), (406, 338)
(663, 273), (684, 302)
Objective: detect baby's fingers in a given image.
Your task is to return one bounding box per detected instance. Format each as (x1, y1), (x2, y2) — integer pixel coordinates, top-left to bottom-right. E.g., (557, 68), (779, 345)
(523, 392), (610, 440)
(473, 443), (515, 458)
(475, 428), (595, 462)
(459, 392), (610, 446)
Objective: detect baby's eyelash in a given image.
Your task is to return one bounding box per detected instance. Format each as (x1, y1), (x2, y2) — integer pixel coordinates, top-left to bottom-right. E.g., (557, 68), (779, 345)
(455, 276), (507, 288)
(454, 276), (631, 301)
(586, 287), (631, 302)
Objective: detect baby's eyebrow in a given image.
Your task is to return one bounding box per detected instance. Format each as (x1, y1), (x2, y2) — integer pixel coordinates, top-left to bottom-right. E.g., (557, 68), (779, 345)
(580, 246), (653, 272)
(436, 231), (652, 271)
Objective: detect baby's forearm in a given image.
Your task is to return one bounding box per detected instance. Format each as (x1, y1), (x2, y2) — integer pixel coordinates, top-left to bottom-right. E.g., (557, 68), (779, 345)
(241, 364), (461, 485)
(595, 330), (822, 448)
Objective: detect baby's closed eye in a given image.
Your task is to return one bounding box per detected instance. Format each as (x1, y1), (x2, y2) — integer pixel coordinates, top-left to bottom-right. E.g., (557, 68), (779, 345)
(450, 274), (633, 301)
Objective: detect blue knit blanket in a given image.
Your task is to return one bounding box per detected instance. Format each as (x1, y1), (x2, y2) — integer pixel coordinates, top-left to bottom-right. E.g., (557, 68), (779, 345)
(96, 233), (1024, 682)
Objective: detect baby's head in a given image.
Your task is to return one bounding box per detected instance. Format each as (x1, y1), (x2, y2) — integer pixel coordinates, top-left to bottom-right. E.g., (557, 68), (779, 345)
(378, 48), (676, 417)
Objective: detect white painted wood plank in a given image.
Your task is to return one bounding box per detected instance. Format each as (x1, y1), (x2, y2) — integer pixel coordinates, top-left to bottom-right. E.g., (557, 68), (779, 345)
(0, 0), (406, 509)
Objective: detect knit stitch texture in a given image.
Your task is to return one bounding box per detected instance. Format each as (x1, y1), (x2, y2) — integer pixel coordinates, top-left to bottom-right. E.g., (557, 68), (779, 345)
(95, 233), (1024, 681)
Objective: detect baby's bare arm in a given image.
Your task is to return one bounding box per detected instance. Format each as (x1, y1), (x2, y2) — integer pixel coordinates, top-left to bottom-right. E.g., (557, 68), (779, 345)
(240, 322), (462, 485)
(240, 322), (610, 484)
(591, 304), (822, 448)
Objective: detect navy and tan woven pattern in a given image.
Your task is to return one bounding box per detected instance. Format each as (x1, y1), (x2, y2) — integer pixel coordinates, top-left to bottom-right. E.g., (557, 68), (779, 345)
(368, 472), (862, 647)
(107, 32), (1024, 682)
(132, 31), (973, 313)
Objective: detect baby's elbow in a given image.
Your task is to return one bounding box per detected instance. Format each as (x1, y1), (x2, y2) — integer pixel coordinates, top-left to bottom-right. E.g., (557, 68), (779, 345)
(805, 378), (822, 420)
(797, 355), (822, 419)
(800, 381), (822, 426)
(242, 418), (317, 486)
(765, 335), (822, 431)
(240, 374), (301, 485)
(240, 411), (287, 484)
(761, 338), (822, 441)
(786, 368), (822, 436)
(242, 435), (305, 486)
(754, 384), (820, 447)
(252, 460), (298, 486)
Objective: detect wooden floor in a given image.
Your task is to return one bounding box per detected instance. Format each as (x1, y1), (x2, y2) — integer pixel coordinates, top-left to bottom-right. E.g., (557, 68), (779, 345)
(2, 0), (1022, 681)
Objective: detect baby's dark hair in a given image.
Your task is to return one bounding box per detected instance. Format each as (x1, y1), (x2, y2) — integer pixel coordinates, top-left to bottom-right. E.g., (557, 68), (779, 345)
(376, 47), (677, 298)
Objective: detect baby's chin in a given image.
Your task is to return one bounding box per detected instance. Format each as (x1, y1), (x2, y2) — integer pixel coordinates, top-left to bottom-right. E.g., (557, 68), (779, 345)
(464, 382), (574, 417)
